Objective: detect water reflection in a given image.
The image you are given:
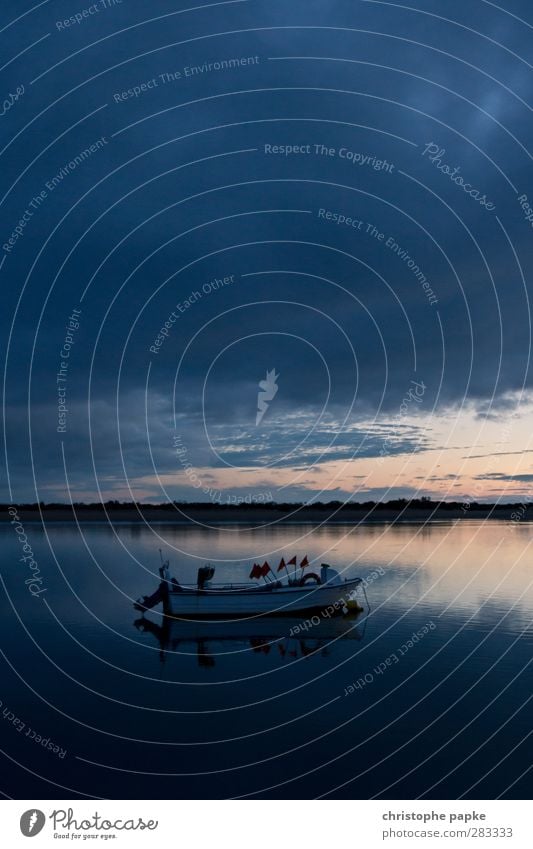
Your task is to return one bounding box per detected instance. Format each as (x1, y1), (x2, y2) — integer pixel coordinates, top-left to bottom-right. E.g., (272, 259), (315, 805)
(133, 611), (367, 666)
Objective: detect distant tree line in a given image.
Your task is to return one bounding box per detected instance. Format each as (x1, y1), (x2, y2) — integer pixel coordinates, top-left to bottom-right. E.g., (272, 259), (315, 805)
(2, 498), (532, 512)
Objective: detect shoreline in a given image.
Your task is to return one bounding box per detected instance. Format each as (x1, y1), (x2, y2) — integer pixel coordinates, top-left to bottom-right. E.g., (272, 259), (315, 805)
(1, 507), (530, 524)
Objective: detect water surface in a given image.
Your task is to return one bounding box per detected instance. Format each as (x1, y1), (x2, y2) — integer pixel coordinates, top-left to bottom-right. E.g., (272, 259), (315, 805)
(1, 520), (532, 799)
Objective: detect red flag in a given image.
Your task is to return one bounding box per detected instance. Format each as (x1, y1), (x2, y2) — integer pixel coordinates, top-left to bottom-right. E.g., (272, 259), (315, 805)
(277, 557), (286, 573)
(249, 563), (261, 579)
(287, 556), (297, 566)
(300, 556), (309, 569)
(261, 561), (271, 577)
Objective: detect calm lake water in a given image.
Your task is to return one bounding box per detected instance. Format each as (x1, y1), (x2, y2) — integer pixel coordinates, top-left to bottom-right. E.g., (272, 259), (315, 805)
(1, 520), (532, 799)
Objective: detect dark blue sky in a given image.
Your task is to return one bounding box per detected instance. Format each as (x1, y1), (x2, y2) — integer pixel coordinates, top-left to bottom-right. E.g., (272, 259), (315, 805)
(2, 0), (533, 503)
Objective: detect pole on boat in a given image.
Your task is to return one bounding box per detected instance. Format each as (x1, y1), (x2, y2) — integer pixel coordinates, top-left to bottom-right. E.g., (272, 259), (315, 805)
(298, 555), (309, 581)
(277, 557), (291, 584)
(158, 548), (170, 584)
(287, 555), (298, 584)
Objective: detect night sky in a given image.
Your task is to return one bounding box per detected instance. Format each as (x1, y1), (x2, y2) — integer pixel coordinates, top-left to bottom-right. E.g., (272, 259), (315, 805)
(2, 0), (533, 504)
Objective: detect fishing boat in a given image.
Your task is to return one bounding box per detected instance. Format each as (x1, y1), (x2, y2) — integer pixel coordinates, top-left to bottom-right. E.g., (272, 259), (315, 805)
(134, 554), (366, 619)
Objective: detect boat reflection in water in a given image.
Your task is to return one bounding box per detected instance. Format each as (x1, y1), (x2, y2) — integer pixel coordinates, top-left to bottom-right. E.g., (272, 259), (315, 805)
(133, 610), (367, 667)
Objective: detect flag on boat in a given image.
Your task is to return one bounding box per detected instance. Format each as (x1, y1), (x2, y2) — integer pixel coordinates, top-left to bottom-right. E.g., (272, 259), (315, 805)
(277, 557), (286, 573)
(249, 563), (261, 579)
(300, 555), (310, 568)
(287, 556), (297, 566)
(261, 561), (271, 577)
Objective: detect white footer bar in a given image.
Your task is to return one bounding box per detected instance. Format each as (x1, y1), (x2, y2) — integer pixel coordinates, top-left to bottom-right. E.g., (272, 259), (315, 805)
(1, 800), (529, 847)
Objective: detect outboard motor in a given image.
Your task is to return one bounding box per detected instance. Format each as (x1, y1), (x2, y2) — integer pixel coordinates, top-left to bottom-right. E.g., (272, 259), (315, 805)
(197, 565), (215, 590)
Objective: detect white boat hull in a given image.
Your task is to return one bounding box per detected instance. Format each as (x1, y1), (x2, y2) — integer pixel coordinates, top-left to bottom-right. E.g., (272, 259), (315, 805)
(163, 579), (362, 618)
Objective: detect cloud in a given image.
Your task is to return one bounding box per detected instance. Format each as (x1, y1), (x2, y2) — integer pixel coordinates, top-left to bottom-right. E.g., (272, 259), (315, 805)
(3, 0), (533, 501)
(474, 472), (533, 482)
